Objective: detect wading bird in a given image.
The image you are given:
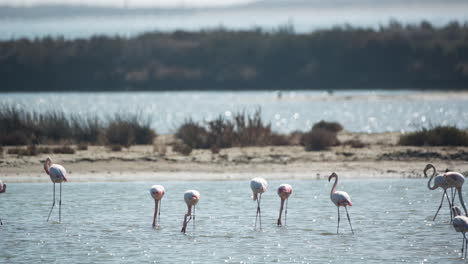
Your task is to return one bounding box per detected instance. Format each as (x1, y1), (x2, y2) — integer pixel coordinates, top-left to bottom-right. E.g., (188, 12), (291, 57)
(277, 184), (292, 226)
(328, 172), (354, 234)
(43, 157), (67, 223)
(426, 164), (466, 221)
(452, 205), (468, 259)
(181, 190), (199, 234)
(250, 177), (267, 230)
(0, 180), (5, 193)
(150, 185), (165, 228)
(444, 170), (467, 216)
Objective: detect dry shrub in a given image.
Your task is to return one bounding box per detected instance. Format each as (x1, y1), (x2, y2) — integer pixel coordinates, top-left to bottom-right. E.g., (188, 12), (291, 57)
(109, 145), (123, 152)
(301, 128), (338, 151)
(312, 120), (343, 133)
(399, 126), (468, 146)
(172, 141), (192, 156)
(176, 119), (209, 149)
(105, 115), (156, 147)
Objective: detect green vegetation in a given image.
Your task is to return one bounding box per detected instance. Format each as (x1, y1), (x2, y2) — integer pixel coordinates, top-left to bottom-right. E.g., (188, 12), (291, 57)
(399, 126), (468, 146)
(1, 21), (468, 91)
(0, 106), (156, 146)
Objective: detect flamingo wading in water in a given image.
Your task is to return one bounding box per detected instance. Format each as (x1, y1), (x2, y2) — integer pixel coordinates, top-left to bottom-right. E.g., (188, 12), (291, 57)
(328, 172), (354, 234)
(150, 185), (165, 228)
(277, 184), (292, 226)
(250, 177), (267, 230)
(444, 169), (467, 216)
(181, 190), (200, 234)
(44, 157), (67, 223)
(425, 164), (454, 221)
(452, 205), (468, 259)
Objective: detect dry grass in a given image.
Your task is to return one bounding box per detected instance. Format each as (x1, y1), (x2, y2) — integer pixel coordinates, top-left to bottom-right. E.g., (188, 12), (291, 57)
(399, 126), (468, 146)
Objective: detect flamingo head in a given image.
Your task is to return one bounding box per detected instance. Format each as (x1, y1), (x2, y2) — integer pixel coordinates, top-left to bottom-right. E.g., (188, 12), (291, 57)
(452, 205), (462, 217)
(328, 172), (338, 182)
(424, 164), (435, 177)
(43, 157), (52, 175)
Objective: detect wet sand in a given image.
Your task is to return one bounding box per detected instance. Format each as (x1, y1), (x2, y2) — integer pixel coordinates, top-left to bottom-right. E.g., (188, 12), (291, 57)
(1, 132), (468, 182)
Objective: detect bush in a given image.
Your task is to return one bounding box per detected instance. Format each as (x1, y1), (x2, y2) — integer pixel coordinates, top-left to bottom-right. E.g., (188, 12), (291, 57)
(399, 126), (468, 146)
(105, 114), (156, 147)
(77, 144), (88, 151)
(312, 120), (343, 133)
(176, 119), (209, 149)
(109, 145), (123, 152)
(301, 128), (338, 151)
(172, 141), (192, 155)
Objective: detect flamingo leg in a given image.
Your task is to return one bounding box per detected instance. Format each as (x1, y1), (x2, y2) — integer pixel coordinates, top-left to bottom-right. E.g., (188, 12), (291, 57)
(337, 206), (340, 234)
(0, 218), (2, 225)
(285, 198), (288, 226)
(463, 233), (468, 259)
(47, 183), (56, 222)
(193, 205), (196, 232)
(181, 205), (192, 233)
(457, 188), (468, 216)
(158, 199), (162, 226)
(344, 206), (354, 234)
(59, 182), (62, 223)
(277, 199), (285, 226)
(433, 190), (447, 221)
(152, 199), (158, 227)
(255, 195), (261, 230)
(259, 194), (262, 230)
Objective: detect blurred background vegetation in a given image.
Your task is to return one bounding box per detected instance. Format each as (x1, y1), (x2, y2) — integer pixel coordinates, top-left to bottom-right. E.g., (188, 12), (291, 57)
(1, 21), (467, 91)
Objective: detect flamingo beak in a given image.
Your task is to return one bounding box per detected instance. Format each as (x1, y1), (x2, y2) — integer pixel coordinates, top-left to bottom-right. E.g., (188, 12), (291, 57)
(328, 175), (332, 182)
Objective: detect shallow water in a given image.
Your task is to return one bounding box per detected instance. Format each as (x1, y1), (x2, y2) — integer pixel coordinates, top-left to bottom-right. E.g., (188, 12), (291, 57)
(1, 178), (466, 263)
(2, 90), (468, 133)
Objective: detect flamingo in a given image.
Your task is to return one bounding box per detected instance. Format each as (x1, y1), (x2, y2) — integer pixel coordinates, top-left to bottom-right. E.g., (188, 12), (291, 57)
(328, 172), (354, 234)
(452, 205), (468, 259)
(181, 190), (200, 234)
(277, 184), (292, 226)
(43, 157), (67, 223)
(444, 170), (467, 216)
(250, 177), (267, 230)
(0, 179), (5, 193)
(150, 185), (165, 228)
(426, 164), (454, 221)
(0, 179), (5, 225)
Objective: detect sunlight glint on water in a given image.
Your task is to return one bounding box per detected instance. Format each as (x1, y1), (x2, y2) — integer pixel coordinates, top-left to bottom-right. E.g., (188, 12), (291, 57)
(0, 179), (465, 263)
(2, 90), (468, 133)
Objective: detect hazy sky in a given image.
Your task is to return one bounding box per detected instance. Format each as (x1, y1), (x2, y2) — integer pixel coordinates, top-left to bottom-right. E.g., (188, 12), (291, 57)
(0, 0), (256, 7)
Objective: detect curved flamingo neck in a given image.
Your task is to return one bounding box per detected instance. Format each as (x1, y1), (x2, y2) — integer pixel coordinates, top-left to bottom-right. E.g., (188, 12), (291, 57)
(426, 165), (437, 190)
(330, 176), (338, 198)
(43, 160), (51, 175)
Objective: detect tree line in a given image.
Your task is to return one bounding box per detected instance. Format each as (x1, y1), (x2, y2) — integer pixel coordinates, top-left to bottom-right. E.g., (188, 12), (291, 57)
(1, 20), (468, 91)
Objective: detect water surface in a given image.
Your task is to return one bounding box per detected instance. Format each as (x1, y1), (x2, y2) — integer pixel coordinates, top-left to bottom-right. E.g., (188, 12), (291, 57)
(0, 178), (465, 263)
(2, 90), (468, 133)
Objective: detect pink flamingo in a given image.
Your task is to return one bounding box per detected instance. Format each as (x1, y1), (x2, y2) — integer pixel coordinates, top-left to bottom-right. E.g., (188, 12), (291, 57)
(150, 185), (165, 228)
(452, 205), (468, 259)
(181, 190), (200, 234)
(250, 177), (267, 230)
(444, 170), (467, 216)
(44, 157), (67, 223)
(277, 184), (292, 226)
(328, 172), (354, 234)
(425, 164), (454, 221)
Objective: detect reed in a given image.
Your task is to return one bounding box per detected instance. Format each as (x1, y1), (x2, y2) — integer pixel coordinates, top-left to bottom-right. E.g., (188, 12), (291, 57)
(399, 126), (468, 146)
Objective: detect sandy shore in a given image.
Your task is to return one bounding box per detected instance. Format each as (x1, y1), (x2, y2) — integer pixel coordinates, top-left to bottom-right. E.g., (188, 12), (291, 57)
(1, 132), (468, 182)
